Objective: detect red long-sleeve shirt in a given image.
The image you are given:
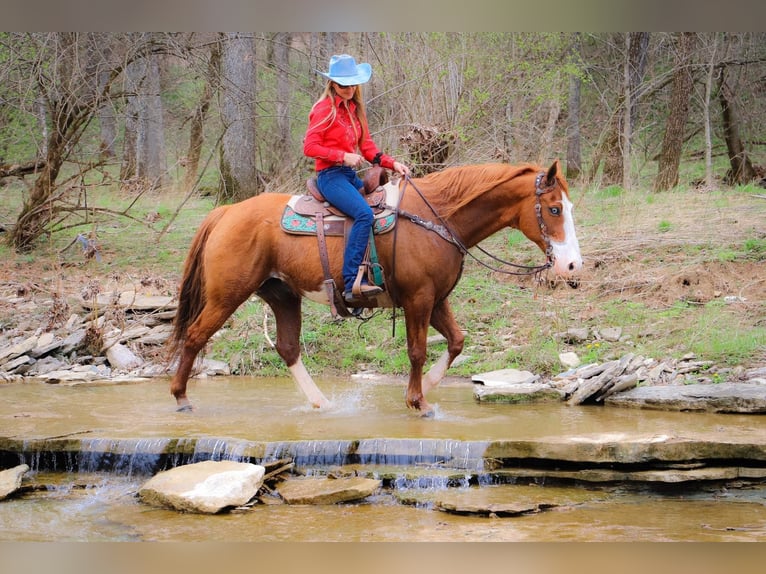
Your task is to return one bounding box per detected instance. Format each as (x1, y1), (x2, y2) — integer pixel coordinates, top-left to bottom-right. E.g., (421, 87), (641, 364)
(303, 94), (395, 173)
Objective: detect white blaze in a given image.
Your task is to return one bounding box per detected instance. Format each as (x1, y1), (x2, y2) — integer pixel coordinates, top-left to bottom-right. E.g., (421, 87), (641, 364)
(550, 194), (583, 276)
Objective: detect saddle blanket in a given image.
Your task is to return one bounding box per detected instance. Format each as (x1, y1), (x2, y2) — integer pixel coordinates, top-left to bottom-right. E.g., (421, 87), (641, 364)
(280, 180), (400, 236)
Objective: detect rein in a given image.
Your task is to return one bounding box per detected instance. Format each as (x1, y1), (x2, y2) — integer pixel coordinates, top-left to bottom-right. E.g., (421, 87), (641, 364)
(396, 172), (554, 278)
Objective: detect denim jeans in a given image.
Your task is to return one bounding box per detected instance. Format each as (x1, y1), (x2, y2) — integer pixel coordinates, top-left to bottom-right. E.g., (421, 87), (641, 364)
(316, 166), (373, 291)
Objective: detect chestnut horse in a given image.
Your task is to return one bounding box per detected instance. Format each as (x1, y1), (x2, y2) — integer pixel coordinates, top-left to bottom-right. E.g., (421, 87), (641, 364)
(168, 160), (582, 415)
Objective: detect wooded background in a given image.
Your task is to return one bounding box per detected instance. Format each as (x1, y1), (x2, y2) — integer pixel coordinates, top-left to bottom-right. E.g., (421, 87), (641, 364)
(1, 32), (764, 251)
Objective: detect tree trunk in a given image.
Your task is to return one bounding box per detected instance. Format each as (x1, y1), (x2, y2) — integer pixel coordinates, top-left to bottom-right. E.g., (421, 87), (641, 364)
(120, 49), (166, 191)
(718, 64), (756, 185)
(591, 32), (649, 187)
(622, 33), (632, 190)
(703, 33), (719, 190)
(566, 52), (581, 180)
(10, 33), (75, 251)
(120, 58), (141, 185)
(182, 42), (220, 194)
(538, 72), (561, 165)
(654, 32), (696, 192)
(137, 55), (165, 190)
(273, 32), (292, 173)
(218, 32), (258, 202)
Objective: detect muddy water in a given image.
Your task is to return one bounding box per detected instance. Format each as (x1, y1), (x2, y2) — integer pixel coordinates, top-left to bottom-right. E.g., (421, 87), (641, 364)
(3, 375), (761, 441)
(2, 472), (765, 542)
(1, 375), (765, 541)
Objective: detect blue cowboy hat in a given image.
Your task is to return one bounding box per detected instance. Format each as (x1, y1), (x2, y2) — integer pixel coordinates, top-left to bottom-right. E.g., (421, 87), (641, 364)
(317, 54), (372, 86)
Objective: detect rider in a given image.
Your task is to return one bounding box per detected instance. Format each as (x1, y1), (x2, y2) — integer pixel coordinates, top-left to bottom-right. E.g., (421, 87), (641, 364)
(303, 54), (410, 304)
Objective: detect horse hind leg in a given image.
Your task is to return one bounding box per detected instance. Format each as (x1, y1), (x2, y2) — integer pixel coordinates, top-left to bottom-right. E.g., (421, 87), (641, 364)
(422, 298), (464, 394)
(258, 279), (330, 409)
(170, 302), (241, 411)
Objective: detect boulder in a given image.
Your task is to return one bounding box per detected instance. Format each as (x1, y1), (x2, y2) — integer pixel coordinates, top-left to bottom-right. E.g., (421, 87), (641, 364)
(138, 460), (265, 514)
(105, 342), (144, 371)
(0, 464), (29, 500)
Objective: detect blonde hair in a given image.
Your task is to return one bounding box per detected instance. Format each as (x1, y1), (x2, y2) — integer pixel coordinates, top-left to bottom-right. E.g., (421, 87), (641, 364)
(310, 80), (369, 144)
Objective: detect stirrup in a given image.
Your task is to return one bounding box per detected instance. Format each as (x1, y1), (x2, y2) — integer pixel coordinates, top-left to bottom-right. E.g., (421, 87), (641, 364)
(351, 265), (383, 300)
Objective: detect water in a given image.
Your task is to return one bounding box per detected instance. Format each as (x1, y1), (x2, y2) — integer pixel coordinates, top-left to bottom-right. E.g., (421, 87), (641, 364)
(1, 375), (765, 541)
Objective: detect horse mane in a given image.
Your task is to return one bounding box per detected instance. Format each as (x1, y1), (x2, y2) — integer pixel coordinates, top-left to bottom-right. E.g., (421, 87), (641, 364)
(413, 162), (542, 218)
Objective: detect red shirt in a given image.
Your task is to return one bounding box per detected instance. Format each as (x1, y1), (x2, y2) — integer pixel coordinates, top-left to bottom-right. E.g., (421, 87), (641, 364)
(303, 94), (395, 172)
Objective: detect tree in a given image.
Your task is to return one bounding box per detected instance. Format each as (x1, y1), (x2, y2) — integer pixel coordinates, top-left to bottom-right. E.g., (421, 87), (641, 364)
(272, 32), (293, 174)
(717, 34), (757, 185)
(566, 34), (582, 181)
(654, 32), (696, 192)
(218, 32), (258, 202)
(181, 40), (220, 195)
(8, 33), (122, 251)
(588, 33), (649, 187)
(120, 36), (166, 192)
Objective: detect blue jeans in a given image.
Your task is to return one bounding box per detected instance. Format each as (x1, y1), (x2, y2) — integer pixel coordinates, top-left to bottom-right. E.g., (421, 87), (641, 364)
(316, 166), (372, 291)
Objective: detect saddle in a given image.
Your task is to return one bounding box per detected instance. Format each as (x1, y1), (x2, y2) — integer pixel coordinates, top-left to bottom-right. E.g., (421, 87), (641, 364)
(280, 166), (399, 319)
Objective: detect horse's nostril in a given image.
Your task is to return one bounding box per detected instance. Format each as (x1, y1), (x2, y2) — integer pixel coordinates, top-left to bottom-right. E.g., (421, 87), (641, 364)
(568, 262), (575, 271)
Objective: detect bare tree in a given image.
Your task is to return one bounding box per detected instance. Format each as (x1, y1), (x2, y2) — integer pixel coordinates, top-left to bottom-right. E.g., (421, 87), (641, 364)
(702, 33), (719, 190)
(182, 40), (220, 194)
(218, 32), (258, 202)
(8, 33), (122, 251)
(120, 40), (166, 191)
(566, 34), (582, 181)
(654, 32), (696, 192)
(717, 34), (757, 185)
(588, 32), (649, 187)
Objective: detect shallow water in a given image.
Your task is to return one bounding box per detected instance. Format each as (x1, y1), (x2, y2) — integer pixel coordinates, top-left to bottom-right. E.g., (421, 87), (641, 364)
(2, 375), (761, 442)
(2, 472), (765, 542)
(1, 375), (765, 541)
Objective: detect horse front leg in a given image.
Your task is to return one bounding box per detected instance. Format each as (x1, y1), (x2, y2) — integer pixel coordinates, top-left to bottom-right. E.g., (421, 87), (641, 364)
(259, 281), (330, 409)
(402, 303), (434, 416)
(422, 297), (465, 394)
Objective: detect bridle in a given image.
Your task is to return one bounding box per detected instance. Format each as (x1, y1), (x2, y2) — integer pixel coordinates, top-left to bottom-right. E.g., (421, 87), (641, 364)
(395, 171), (556, 278)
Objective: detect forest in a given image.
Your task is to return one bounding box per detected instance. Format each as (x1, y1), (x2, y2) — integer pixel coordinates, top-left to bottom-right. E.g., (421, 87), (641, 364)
(0, 32), (764, 252)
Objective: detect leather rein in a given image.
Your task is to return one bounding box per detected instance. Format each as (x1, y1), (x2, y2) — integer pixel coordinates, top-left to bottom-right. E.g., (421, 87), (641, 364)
(394, 172), (555, 278)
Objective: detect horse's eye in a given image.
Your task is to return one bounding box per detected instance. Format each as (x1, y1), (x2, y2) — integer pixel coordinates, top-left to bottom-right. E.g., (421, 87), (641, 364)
(549, 206), (561, 216)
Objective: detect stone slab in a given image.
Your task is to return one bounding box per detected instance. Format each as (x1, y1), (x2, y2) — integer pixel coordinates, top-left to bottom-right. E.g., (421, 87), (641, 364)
(605, 383), (766, 413)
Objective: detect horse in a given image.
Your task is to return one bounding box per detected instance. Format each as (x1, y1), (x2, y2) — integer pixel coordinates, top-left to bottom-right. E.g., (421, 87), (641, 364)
(167, 160), (583, 416)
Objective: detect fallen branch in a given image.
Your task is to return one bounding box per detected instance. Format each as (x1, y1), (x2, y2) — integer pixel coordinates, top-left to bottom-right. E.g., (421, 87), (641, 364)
(0, 160), (46, 178)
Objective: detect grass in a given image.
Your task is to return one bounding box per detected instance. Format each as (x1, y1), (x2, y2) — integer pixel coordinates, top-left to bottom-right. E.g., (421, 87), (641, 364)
(1, 172), (765, 380)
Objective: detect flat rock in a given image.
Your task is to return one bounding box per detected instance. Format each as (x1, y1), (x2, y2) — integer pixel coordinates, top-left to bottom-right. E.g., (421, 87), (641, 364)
(474, 383), (564, 404)
(81, 292), (176, 312)
(277, 477), (381, 505)
(138, 460), (265, 514)
(472, 368), (539, 386)
(605, 383), (766, 413)
(0, 336), (38, 363)
(431, 484), (606, 517)
(0, 464), (29, 500)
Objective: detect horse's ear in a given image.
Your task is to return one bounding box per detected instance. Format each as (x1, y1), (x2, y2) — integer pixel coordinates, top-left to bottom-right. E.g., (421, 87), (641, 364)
(545, 160), (559, 187)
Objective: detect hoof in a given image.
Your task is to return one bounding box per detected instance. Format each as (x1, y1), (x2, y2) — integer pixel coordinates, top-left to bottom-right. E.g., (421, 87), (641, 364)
(175, 399), (194, 412)
(419, 408), (435, 419)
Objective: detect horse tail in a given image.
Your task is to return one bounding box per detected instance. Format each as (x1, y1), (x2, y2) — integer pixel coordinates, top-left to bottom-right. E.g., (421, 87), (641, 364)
(167, 206), (229, 360)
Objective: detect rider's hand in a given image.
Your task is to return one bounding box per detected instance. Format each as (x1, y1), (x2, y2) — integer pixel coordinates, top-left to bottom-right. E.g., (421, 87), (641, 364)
(343, 153), (363, 169)
(393, 161), (411, 177)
